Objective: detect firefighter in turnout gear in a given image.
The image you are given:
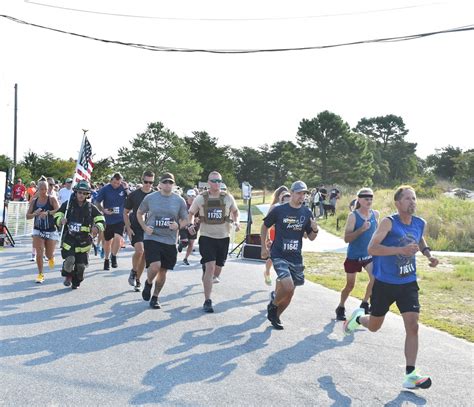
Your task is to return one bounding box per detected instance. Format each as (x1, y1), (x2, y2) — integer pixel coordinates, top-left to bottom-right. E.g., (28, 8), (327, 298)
(54, 181), (105, 289)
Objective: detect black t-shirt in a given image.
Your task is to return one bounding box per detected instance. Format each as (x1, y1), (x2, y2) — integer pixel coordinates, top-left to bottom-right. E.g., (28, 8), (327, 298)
(263, 203), (313, 264)
(125, 188), (153, 227)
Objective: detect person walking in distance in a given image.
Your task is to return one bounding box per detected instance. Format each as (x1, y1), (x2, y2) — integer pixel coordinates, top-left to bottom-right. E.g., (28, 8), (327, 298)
(263, 186), (290, 286)
(187, 171), (240, 313)
(124, 170), (155, 292)
(137, 172), (188, 309)
(178, 189), (200, 266)
(343, 185), (439, 389)
(260, 181), (319, 330)
(95, 173), (130, 270)
(25, 180), (60, 283)
(54, 181), (105, 289)
(335, 188), (379, 321)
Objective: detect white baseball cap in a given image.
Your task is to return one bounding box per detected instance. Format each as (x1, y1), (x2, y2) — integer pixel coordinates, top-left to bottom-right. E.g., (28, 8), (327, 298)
(186, 189), (196, 197)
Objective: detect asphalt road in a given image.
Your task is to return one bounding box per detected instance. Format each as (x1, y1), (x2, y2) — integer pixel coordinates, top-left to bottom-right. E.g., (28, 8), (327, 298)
(1, 239), (472, 406)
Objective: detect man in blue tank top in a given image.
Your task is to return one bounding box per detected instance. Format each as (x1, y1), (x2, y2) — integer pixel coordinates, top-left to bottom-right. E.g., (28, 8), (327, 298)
(336, 188), (379, 321)
(343, 186), (439, 390)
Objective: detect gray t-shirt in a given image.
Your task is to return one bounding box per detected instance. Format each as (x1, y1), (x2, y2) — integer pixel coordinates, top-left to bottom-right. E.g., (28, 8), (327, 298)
(138, 191), (188, 245)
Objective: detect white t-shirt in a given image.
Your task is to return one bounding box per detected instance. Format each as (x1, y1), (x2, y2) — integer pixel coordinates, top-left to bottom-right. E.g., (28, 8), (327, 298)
(58, 188), (73, 204)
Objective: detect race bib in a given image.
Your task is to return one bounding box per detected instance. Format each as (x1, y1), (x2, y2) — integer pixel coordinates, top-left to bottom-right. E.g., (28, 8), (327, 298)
(155, 217), (172, 229)
(358, 255), (372, 262)
(68, 222), (82, 233)
(39, 231), (52, 239)
(207, 208), (223, 220)
(282, 239), (299, 252)
(112, 207), (120, 214)
(398, 262), (416, 277)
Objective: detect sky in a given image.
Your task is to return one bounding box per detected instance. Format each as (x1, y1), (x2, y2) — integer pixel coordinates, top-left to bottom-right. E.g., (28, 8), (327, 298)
(1, 0), (473, 164)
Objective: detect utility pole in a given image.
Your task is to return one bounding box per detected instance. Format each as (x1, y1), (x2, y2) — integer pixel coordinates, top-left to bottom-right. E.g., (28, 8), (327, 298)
(13, 83), (18, 182)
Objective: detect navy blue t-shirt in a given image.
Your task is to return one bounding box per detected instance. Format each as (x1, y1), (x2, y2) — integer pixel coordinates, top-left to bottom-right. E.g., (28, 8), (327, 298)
(95, 184), (127, 225)
(263, 203), (313, 264)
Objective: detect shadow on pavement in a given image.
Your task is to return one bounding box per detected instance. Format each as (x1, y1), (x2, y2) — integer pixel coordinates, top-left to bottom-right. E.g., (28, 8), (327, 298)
(130, 316), (271, 405)
(257, 320), (354, 375)
(384, 390), (427, 406)
(317, 375), (352, 406)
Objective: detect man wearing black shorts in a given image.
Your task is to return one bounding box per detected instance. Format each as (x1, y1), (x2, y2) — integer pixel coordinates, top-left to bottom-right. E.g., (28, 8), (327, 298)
(344, 185), (439, 389)
(124, 170), (155, 291)
(136, 172), (188, 309)
(260, 181), (319, 330)
(188, 171), (240, 313)
(95, 173), (130, 270)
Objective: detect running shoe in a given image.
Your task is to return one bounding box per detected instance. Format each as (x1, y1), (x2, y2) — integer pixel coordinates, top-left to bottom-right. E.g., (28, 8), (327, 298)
(203, 299), (214, 313)
(213, 276), (220, 284)
(63, 275), (72, 287)
(177, 242), (183, 253)
(128, 269), (137, 286)
(30, 254), (35, 262)
(100, 246), (105, 259)
(335, 306), (346, 321)
(270, 291), (276, 301)
(48, 258), (55, 270)
(111, 255), (118, 268)
(267, 301), (283, 330)
(134, 279), (141, 292)
(103, 259), (110, 271)
(343, 308), (364, 336)
(264, 272), (272, 286)
(149, 296), (161, 309)
(182, 258), (190, 266)
(71, 283), (79, 289)
(403, 370), (432, 389)
(360, 301), (370, 315)
(35, 272), (45, 284)
(142, 280), (152, 301)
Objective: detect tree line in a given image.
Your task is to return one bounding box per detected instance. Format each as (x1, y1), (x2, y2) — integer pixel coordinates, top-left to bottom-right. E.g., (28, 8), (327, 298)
(1, 111), (473, 190)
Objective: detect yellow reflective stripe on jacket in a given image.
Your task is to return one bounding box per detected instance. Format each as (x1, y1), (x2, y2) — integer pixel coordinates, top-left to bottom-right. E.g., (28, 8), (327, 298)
(62, 242), (71, 250)
(96, 223), (105, 232)
(80, 226), (91, 232)
(94, 215), (105, 223)
(54, 212), (65, 226)
(75, 245), (91, 253)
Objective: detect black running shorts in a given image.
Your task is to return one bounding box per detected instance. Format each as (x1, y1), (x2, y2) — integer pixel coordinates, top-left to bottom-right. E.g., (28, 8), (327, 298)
(144, 240), (177, 270)
(198, 235), (230, 267)
(370, 279), (420, 317)
(130, 224), (144, 246)
(104, 222), (125, 241)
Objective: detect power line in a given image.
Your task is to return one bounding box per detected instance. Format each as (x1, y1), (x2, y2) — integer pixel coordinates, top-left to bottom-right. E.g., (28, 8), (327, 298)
(1, 14), (473, 54)
(24, 0), (444, 22)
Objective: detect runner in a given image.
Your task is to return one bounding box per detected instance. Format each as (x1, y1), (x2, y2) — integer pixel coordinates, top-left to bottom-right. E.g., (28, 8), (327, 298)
(25, 180), (60, 283)
(343, 185), (439, 389)
(178, 189), (200, 266)
(263, 186), (290, 286)
(54, 181), (105, 289)
(260, 181), (319, 330)
(124, 170), (155, 291)
(26, 181), (37, 202)
(137, 172), (188, 309)
(188, 171), (240, 313)
(335, 188), (379, 321)
(95, 173), (130, 270)
(12, 178), (26, 201)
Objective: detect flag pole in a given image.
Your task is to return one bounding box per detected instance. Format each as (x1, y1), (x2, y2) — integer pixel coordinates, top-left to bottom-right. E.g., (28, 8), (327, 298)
(59, 130), (88, 242)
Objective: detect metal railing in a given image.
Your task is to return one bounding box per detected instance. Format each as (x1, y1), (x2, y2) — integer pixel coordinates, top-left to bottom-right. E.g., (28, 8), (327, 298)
(5, 201), (34, 238)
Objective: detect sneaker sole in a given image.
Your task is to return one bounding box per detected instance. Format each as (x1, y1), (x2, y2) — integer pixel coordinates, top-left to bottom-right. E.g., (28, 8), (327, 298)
(403, 377), (432, 389)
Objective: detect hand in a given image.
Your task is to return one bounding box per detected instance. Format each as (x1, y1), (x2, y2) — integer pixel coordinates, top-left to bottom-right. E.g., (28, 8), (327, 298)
(61, 218), (67, 225)
(261, 247), (269, 260)
(234, 222), (241, 232)
(428, 256), (439, 268)
(144, 226), (153, 235)
(103, 208), (113, 215)
(126, 225), (135, 237)
(310, 218), (318, 231)
(122, 181), (129, 190)
(35, 208), (43, 216)
(169, 221), (178, 231)
(361, 220), (371, 231)
(91, 226), (99, 236)
(39, 211), (48, 219)
(187, 225), (196, 235)
(399, 243), (419, 257)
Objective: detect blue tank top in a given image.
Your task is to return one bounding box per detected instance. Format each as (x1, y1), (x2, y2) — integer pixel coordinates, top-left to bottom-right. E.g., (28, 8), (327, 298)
(347, 210), (377, 260)
(373, 214), (425, 284)
(33, 197), (56, 232)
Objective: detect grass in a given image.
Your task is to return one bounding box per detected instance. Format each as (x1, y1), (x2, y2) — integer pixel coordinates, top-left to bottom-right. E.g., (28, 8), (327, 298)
(304, 253), (474, 342)
(230, 193), (474, 342)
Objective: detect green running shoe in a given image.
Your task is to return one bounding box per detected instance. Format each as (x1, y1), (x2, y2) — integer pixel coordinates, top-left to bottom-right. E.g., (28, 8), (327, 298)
(403, 369), (432, 389)
(343, 308), (364, 336)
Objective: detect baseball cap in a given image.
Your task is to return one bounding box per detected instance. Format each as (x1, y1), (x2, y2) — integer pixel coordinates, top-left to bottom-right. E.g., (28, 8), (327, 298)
(220, 183), (227, 191)
(65, 178), (73, 183)
(186, 189), (196, 197)
(159, 172), (175, 183)
(290, 180), (308, 193)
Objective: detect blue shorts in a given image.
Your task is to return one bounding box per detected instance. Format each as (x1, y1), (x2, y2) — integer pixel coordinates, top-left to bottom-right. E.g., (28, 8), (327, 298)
(272, 257), (305, 286)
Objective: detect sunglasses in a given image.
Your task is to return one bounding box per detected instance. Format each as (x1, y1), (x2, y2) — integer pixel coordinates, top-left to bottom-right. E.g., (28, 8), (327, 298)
(143, 180), (154, 185)
(162, 180), (174, 184)
(77, 191), (89, 195)
(209, 179), (222, 183)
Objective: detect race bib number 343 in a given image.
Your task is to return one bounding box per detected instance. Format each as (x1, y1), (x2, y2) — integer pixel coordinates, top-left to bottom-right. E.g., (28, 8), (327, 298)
(283, 239), (299, 252)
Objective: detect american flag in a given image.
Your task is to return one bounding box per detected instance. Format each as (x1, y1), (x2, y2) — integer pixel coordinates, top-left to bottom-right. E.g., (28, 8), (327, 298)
(74, 136), (94, 183)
